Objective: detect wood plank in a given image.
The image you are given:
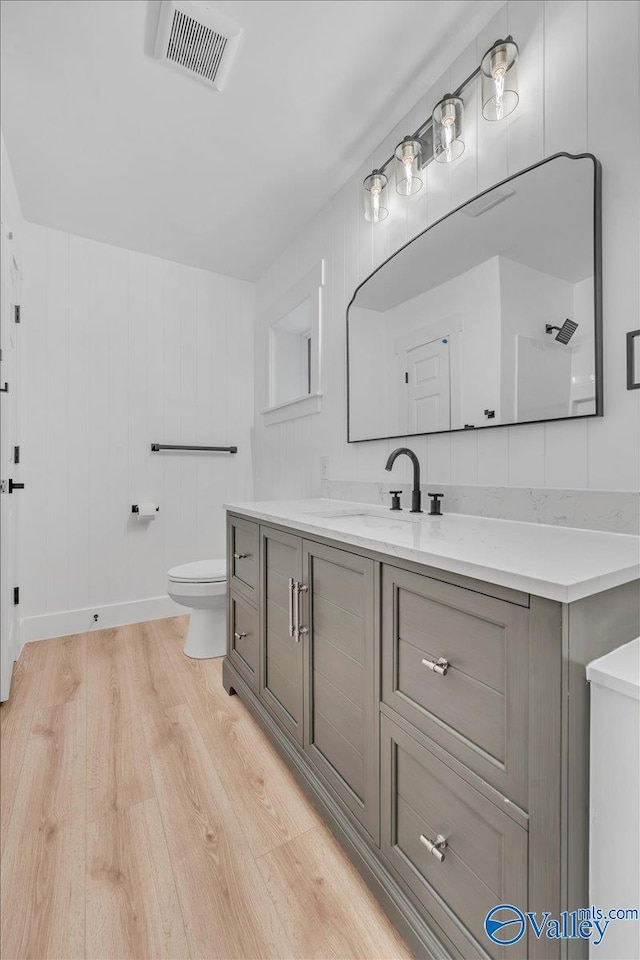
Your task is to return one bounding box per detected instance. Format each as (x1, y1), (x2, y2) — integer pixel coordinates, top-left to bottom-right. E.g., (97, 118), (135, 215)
(191, 698), (319, 860)
(86, 627), (155, 823)
(141, 702), (294, 959)
(118, 620), (189, 715)
(86, 798), (188, 960)
(0, 700), (86, 960)
(313, 593), (364, 664)
(34, 632), (87, 708)
(256, 826), (411, 960)
(0, 644), (42, 855)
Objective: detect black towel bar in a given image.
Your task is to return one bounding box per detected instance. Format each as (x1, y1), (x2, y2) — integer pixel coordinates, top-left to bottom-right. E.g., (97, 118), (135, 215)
(150, 443), (238, 453)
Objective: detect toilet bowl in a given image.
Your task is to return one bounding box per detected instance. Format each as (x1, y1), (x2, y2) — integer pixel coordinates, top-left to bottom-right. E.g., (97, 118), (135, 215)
(167, 559), (226, 659)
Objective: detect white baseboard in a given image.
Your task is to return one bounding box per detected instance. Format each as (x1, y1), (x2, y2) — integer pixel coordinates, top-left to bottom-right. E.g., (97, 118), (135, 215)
(18, 595), (184, 648)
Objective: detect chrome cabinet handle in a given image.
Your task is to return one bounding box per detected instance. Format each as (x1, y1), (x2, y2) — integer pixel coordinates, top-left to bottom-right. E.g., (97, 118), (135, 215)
(233, 631), (247, 641)
(288, 578), (295, 638)
(297, 583), (308, 638)
(292, 580), (300, 641)
(234, 552), (251, 560)
(419, 833), (447, 862)
(422, 656), (450, 676)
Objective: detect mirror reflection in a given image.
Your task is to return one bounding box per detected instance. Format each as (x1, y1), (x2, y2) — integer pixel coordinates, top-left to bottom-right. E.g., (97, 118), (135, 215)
(348, 154), (599, 442)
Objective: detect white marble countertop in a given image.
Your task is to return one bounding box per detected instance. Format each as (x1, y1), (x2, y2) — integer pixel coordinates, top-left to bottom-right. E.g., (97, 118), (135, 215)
(225, 498), (640, 603)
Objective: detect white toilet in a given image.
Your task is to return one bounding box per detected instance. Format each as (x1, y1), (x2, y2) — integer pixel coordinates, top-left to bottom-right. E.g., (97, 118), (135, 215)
(167, 559), (227, 659)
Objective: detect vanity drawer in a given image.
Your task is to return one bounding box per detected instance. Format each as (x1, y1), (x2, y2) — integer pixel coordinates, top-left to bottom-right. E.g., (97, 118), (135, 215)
(228, 516), (259, 600)
(228, 591), (259, 692)
(382, 565), (529, 808)
(381, 716), (528, 959)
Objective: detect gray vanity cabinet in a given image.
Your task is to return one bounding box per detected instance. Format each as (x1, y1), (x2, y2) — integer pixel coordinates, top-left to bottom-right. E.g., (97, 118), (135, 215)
(259, 526), (305, 744)
(301, 540), (379, 840)
(224, 510), (639, 960)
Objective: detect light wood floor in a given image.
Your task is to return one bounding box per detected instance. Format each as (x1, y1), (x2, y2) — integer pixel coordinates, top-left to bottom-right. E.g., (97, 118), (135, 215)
(0, 616), (411, 960)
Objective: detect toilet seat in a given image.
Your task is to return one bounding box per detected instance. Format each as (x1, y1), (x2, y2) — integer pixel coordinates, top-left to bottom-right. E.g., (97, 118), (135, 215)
(167, 559), (226, 583)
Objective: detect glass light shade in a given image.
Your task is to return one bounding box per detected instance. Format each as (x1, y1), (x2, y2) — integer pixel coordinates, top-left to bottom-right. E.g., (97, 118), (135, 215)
(363, 171), (389, 223)
(481, 39), (519, 121)
(394, 138), (423, 196)
(433, 96), (465, 163)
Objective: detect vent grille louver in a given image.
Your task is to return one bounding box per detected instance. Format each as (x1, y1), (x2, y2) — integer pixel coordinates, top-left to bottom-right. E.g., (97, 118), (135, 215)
(154, 1), (242, 92)
(167, 9), (228, 84)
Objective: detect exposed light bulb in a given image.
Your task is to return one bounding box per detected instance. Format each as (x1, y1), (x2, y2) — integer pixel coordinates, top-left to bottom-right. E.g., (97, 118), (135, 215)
(481, 39), (519, 121)
(363, 171), (389, 222)
(394, 138), (423, 195)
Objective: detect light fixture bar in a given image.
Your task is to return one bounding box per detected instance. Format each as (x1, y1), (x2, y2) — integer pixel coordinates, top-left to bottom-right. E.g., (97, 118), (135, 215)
(367, 36), (516, 183)
(372, 60), (482, 178)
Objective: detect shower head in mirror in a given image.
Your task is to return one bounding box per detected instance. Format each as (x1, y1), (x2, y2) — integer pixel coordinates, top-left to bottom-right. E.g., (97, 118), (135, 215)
(546, 319), (579, 344)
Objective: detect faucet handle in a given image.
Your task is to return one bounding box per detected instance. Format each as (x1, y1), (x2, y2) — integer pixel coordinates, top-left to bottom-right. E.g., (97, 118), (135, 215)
(389, 491), (403, 511)
(428, 492), (444, 516)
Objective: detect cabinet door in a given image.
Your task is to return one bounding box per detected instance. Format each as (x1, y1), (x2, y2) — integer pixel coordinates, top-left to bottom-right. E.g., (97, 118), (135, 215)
(302, 541), (379, 841)
(260, 527), (304, 745)
(228, 515), (259, 602)
(228, 590), (259, 693)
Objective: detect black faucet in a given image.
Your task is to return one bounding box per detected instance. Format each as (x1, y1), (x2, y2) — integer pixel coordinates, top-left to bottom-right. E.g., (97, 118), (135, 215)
(385, 447), (422, 513)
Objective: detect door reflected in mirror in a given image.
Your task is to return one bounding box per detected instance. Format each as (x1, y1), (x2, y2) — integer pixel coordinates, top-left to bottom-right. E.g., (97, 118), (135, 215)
(347, 153), (601, 442)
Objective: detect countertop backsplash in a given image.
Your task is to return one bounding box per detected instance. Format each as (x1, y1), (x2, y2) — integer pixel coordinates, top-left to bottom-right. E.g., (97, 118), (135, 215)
(320, 479), (640, 536)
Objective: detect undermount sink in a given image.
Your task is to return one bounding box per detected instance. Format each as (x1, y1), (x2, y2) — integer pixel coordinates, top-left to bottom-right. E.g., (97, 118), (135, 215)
(303, 508), (426, 524)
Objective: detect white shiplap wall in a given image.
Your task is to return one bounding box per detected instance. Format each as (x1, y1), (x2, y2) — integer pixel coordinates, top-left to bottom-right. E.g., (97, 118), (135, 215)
(20, 224), (254, 640)
(252, 0), (640, 499)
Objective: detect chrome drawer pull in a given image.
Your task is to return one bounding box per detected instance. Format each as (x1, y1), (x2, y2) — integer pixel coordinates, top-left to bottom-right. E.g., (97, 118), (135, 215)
(422, 656), (450, 676)
(288, 578), (295, 638)
(233, 552), (251, 560)
(233, 631), (247, 641)
(292, 580), (301, 641)
(419, 833), (447, 862)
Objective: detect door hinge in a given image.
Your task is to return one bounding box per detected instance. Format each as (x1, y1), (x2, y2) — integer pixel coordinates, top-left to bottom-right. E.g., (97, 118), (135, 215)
(13, 587), (19, 605)
(14, 305), (20, 324)
(14, 445), (20, 464)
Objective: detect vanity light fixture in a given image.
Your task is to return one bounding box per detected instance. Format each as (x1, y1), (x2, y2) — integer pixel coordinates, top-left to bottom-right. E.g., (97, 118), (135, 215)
(362, 36), (520, 221)
(394, 137), (424, 195)
(363, 170), (389, 222)
(433, 95), (464, 163)
(481, 38), (519, 121)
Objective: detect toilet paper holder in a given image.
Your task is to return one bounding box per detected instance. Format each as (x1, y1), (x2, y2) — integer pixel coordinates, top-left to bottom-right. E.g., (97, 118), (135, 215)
(131, 504), (160, 514)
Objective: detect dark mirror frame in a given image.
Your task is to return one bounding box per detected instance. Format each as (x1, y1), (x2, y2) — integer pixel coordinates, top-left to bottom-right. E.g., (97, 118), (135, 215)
(346, 152), (603, 444)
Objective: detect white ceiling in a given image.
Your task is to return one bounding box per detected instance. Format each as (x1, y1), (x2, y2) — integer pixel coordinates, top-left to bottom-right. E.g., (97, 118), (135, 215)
(1, 0), (500, 281)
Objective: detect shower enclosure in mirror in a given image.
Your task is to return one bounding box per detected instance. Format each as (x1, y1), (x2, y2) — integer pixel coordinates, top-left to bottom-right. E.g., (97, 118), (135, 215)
(347, 153), (602, 442)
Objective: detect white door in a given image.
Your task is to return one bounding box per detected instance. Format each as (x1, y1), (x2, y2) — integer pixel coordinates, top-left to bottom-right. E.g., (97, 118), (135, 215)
(0, 219), (21, 701)
(403, 337), (451, 433)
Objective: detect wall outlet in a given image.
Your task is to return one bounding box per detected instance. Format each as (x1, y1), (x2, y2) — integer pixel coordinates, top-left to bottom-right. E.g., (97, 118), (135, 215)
(320, 456), (329, 479)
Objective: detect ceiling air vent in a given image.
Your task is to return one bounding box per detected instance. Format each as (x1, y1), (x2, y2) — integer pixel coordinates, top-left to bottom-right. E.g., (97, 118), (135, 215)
(154, 0), (242, 91)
